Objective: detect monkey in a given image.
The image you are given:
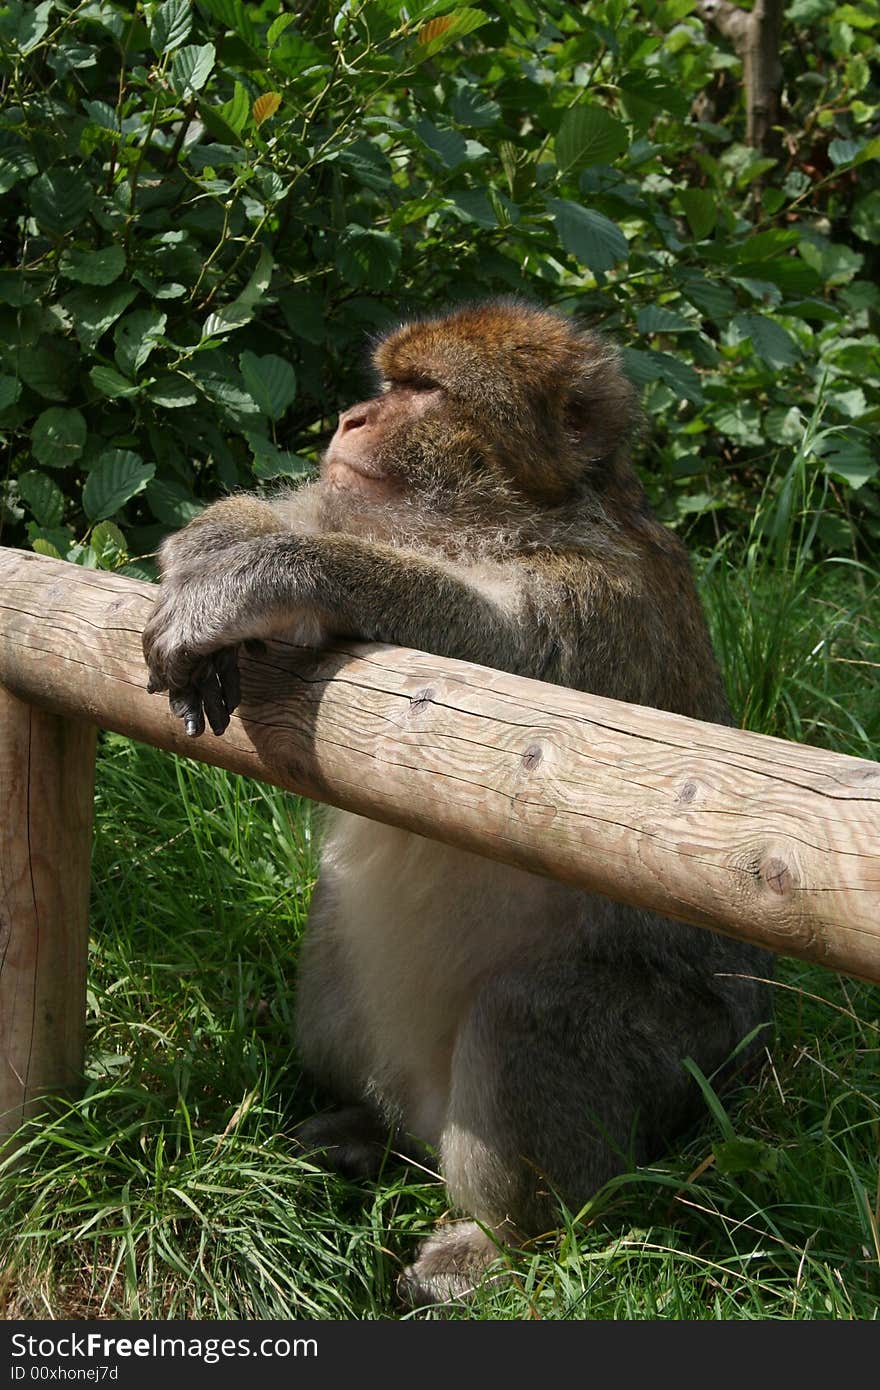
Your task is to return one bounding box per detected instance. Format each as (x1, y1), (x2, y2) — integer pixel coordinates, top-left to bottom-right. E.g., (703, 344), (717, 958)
(142, 300), (772, 1307)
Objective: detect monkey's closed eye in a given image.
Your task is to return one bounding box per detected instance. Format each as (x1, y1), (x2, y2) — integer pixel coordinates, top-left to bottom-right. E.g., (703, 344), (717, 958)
(386, 376), (442, 393)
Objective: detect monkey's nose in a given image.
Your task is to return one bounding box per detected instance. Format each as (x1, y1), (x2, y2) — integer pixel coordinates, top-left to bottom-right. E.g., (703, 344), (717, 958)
(338, 404), (370, 434)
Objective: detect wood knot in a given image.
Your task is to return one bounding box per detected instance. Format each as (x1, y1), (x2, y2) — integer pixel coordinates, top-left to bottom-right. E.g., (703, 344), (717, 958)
(521, 743), (543, 772)
(677, 779), (698, 803)
(410, 687), (436, 714)
(761, 855), (796, 896)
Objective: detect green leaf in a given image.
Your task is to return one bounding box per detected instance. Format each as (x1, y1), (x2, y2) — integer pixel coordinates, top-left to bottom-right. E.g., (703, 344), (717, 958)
(202, 246), (273, 338)
(148, 375), (199, 407)
(197, 104), (246, 146)
(67, 545), (99, 569)
(83, 450), (155, 521)
(198, 0), (258, 45)
(64, 285), (137, 350)
(852, 190), (880, 244)
(31, 537), (64, 560)
(149, 0), (192, 54)
(337, 140), (394, 193)
(89, 365), (140, 399)
(853, 136), (880, 167)
(799, 235), (863, 288)
(220, 80), (249, 135)
(621, 347), (703, 404)
(30, 169), (92, 233)
(450, 87), (500, 129)
(239, 352), (297, 420)
(59, 246), (126, 286)
(171, 43), (216, 97)
(828, 138), (861, 167)
(0, 146), (37, 195)
(245, 433), (312, 481)
(28, 524), (74, 559)
(192, 369), (261, 421)
(415, 8), (489, 58)
(732, 313), (799, 368)
(636, 306), (692, 335)
(414, 120), (468, 169)
(554, 107), (628, 175)
(18, 470), (65, 527)
(548, 198), (628, 273)
(19, 342), (78, 400)
(714, 1137), (779, 1176)
(145, 478), (203, 526)
(269, 30), (328, 78)
(277, 289), (325, 346)
(677, 272), (736, 321)
(121, 559), (158, 582)
(114, 308), (167, 377)
(677, 189), (716, 240)
(499, 141), (535, 201)
(814, 432), (877, 490)
(618, 73), (689, 129)
(765, 405), (805, 443)
(336, 228), (402, 290)
(83, 99), (121, 132)
(267, 12), (296, 46)
(91, 520), (128, 569)
(31, 406), (87, 467)
(449, 188), (497, 227)
(713, 401), (764, 446)
(9, 0), (52, 55)
(0, 375), (22, 412)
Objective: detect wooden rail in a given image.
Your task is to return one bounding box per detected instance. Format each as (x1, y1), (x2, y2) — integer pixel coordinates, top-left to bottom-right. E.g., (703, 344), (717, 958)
(2, 548), (879, 1134)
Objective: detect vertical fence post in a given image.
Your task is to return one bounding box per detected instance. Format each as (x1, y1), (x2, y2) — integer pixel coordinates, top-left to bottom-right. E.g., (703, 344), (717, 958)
(0, 686), (96, 1140)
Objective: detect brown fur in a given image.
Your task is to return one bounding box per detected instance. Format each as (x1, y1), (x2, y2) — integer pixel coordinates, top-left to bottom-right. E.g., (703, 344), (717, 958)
(143, 300), (771, 1306)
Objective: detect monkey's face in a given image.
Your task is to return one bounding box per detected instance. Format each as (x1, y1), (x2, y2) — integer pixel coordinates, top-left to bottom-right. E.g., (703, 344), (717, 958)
(322, 383), (449, 503)
(321, 300), (639, 524)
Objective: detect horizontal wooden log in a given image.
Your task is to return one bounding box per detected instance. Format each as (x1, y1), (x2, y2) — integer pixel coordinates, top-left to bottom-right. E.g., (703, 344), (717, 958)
(1, 548), (879, 984)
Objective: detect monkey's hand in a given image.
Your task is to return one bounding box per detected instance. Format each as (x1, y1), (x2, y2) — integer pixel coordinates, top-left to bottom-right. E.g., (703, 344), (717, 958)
(142, 571), (248, 738)
(143, 498), (304, 737)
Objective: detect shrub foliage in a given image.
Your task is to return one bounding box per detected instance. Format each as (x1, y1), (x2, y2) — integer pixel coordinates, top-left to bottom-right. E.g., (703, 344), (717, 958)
(0, 0), (878, 574)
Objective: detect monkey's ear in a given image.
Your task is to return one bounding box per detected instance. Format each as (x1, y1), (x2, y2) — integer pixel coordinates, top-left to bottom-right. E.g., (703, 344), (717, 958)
(565, 337), (641, 465)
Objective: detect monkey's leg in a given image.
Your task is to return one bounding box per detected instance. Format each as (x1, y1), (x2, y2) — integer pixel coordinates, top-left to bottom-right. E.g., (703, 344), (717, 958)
(294, 879), (397, 1178)
(401, 959), (745, 1306)
(293, 1105), (394, 1180)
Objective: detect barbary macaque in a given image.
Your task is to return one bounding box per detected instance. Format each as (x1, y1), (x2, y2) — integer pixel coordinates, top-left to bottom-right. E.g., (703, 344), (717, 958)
(143, 301), (770, 1305)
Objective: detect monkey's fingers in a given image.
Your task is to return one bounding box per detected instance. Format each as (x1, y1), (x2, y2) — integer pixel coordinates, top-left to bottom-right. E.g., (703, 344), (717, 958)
(189, 656), (232, 737)
(214, 647), (242, 720)
(169, 687), (206, 738)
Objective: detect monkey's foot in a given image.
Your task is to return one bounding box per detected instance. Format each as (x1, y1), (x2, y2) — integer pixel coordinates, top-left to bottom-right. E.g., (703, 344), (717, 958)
(398, 1222), (510, 1308)
(293, 1105), (393, 1179)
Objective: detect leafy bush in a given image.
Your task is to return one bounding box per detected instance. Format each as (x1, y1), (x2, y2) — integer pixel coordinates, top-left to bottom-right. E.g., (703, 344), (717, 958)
(0, 0), (878, 576)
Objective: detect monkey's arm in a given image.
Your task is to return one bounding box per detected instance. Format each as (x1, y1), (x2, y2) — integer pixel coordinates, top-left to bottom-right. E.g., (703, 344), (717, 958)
(143, 525), (539, 737)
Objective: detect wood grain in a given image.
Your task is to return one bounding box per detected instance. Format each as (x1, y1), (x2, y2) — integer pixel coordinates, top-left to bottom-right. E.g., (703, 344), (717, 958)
(1, 547), (879, 986)
(0, 685), (95, 1136)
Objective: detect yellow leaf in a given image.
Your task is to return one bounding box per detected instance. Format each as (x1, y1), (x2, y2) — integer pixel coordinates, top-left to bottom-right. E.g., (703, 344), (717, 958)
(418, 16), (455, 45)
(253, 92), (282, 126)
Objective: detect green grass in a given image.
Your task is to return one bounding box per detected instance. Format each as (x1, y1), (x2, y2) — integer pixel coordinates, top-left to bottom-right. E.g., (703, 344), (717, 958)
(2, 463), (879, 1320)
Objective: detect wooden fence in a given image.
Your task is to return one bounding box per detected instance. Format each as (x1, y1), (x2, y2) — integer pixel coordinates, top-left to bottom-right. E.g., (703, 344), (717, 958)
(2, 547), (879, 1135)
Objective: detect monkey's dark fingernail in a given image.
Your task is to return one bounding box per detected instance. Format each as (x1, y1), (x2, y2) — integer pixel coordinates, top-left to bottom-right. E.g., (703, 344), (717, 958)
(217, 649), (242, 714)
(185, 715), (201, 737)
(203, 686), (231, 737)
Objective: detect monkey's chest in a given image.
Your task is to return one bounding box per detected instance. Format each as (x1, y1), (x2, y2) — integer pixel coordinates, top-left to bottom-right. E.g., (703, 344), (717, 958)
(318, 812), (568, 1138)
